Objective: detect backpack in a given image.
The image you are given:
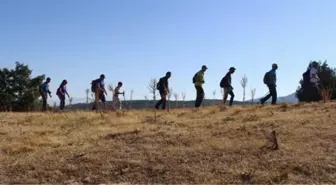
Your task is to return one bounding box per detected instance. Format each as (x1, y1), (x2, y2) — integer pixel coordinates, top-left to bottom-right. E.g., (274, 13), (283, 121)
(156, 78), (162, 90)
(263, 71), (271, 84)
(91, 79), (100, 92)
(192, 73), (197, 83)
(220, 76), (227, 88)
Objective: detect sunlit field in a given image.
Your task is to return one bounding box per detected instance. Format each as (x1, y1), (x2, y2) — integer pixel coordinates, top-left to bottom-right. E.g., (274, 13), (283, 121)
(0, 102), (335, 184)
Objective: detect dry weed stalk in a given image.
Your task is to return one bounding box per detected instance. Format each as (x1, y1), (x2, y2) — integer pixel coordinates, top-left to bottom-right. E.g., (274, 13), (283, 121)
(320, 86), (333, 103)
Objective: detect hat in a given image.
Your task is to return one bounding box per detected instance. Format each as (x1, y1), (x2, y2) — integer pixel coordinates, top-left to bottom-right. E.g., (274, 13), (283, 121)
(202, 65), (208, 69)
(100, 74), (105, 78)
(229, 67), (236, 71)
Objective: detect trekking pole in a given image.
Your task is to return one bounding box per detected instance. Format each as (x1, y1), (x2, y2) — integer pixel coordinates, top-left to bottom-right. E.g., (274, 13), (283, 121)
(122, 91), (125, 116)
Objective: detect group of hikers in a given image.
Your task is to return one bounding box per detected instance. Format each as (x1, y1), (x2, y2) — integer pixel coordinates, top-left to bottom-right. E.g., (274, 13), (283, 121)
(39, 74), (124, 112)
(39, 61), (322, 112)
(155, 63), (279, 110)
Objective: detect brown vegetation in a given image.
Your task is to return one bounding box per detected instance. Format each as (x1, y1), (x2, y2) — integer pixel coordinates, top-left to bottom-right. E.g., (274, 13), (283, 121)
(0, 102), (335, 184)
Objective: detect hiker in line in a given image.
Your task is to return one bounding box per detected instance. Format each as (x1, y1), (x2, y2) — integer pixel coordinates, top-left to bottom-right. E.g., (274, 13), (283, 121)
(112, 82), (124, 111)
(193, 65), (207, 108)
(39, 77), (52, 112)
(260, 63), (278, 105)
(91, 74), (107, 110)
(220, 67), (236, 106)
(309, 61), (320, 101)
(155, 71), (171, 110)
(310, 61), (320, 89)
(56, 79), (70, 111)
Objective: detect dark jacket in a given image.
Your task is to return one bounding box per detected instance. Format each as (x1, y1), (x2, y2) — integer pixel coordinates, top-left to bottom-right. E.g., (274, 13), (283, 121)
(223, 72), (232, 88)
(158, 76), (168, 92)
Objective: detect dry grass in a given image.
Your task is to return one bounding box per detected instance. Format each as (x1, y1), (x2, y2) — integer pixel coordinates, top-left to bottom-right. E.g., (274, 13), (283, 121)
(0, 102), (336, 184)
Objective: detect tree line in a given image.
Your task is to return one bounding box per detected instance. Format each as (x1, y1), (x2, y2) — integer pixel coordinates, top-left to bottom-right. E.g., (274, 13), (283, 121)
(1, 60), (335, 112)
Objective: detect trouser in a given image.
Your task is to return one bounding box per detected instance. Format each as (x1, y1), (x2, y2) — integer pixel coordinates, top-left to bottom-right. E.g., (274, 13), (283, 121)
(113, 96), (121, 110)
(195, 86), (204, 108)
(223, 87), (235, 106)
(155, 91), (167, 109)
(92, 92), (106, 110)
(58, 94), (66, 110)
(261, 84), (277, 104)
(41, 93), (47, 112)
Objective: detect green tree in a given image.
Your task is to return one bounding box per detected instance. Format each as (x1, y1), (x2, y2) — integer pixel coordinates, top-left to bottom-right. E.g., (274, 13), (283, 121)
(296, 60), (336, 102)
(0, 62), (45, 111)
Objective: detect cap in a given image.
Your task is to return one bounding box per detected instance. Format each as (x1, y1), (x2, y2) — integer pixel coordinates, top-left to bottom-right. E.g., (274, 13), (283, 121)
(100, 74), (105, 78)
(202, 65), (208, 69)
(229, 67), (236, 71)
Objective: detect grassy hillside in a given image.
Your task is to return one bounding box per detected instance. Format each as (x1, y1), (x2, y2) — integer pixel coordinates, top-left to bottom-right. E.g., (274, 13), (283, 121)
(0, 102), (335, 184)
(70, 99), (244, 110)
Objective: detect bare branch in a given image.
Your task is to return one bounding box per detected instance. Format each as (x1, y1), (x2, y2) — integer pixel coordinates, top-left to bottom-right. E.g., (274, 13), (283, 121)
(250, 86), (256, 104)
(147, 78), (157, 101)
(181, 92), (186, 108)
(241, 75), (248, 103)
(168, 88), (173, 100)
(173, 92), (179, 108)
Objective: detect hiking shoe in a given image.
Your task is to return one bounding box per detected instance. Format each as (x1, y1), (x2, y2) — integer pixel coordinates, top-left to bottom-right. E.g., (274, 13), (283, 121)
(260, 99), (264, 105)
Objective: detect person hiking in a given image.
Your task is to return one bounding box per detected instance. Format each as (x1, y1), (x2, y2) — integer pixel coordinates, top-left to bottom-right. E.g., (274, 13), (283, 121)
(56, 79), (70, 111)
(310, 61), (320, 88)
(193, 65), (207, 108)
(155, 72), (171, 110)
(220, 67), (236, 106)
(91, 74), (107, 110)
(112, 82), (124, 111)
(309, 61), (320, 101)
(260, 63), (278, 105)
(39, 77), (52, 112)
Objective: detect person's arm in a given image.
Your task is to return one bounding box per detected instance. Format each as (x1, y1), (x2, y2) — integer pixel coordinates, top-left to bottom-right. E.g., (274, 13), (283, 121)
(164, 79), (168, 92)
(47, 86), (52, 97)
(65, 90), (70, 98)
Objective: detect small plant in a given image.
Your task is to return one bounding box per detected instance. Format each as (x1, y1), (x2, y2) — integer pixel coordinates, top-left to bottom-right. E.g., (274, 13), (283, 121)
(209, 107), (218, 114)
(219, 104), (226, 112)
(242, 114), (259, 122)
(279, 102), (288, 112)
(320, 87), (333, 103)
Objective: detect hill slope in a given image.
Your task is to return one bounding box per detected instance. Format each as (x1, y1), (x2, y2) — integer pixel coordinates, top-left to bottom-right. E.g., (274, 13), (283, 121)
(0, 102), (335, 183)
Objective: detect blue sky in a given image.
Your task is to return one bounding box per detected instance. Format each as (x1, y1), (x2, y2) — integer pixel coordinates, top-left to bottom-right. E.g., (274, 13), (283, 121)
(1, 0), (335, 104)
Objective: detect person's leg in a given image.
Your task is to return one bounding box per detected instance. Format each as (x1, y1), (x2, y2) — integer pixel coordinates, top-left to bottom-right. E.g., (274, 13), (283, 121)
(42, 94), (47, 112)
(161, 92), (167, 109)
(261, 85), (272, 104)
(229, 89), (235, 106)
(222, 87), (229, 105)
(100, 93), (107, 109)
(195, 86), (200, 107)
(195, 86), (204, 108)
(117, 97), (121, 110)
(270, 85), (277, 104)
(59, 95), (63, 110)
(92, 92), (97, 110)
(155, 92), (163, 109)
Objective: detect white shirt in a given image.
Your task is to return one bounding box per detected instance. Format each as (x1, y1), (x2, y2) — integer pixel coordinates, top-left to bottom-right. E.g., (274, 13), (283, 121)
(310, 67), (319, 83)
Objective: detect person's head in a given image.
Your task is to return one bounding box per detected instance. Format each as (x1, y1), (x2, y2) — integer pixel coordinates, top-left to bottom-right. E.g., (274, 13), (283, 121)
(61, 79), (68, 86)
(46, 77), (51, 83)
(201, 65), (208, 72)
(312, 61), (318, 68)
(229, 67), (236, 74)
(118, 81), (123, 87)
(272, 63), (278, 70)
(99, 74), (105, 80)
(166, 71), (171, 78)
